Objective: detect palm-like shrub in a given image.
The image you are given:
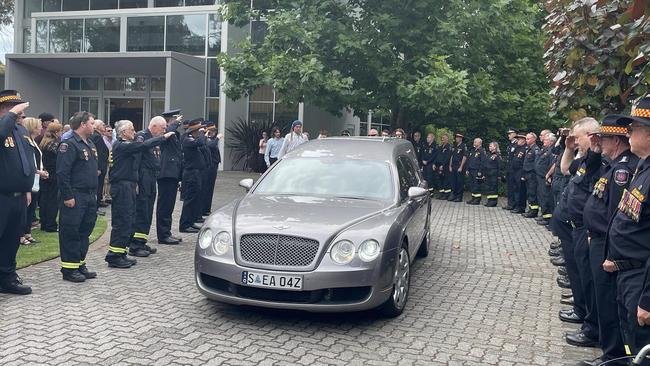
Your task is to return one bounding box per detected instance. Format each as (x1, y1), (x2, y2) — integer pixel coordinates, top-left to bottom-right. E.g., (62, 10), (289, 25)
(226, 118), (278, 171)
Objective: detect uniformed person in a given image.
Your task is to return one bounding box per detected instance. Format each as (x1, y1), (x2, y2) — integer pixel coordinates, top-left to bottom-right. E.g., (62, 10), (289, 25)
(129, 117), (170, 256)
(604, 99), (650, 361)
(503, 128), (518, 210)
(466, 137), (487, 205)
(197, 121), (213, 222)
(179, 119), (207, 233)
(0, 91), (35, 294)
(448, 133), (468, 202)
(156, 109), (184, 245)
(56, 111), (100, 282)
(435, 134), (452, 199)
(535, 133), (557, 225)
(201, 122), (223, 217)
(107, 120), (173, 266)
(510, 134), (527, 213)
(560, 117), (602, 348)
(522, 132), (541, 218)
(577, 116), (638, 366)
(421, 133), (437, 193)
(484, 142), (502, 207)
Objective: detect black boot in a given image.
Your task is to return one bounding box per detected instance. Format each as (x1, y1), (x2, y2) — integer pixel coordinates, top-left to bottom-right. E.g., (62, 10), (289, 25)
(144, 245), (157, 254)
(484, 199), (497, 207)
(106, 254), (136, 268)
(0, 275), (32, 295)
(522, 209), (539, 218)
(78, 265), (97, 279)
(128, 247), (150, 257)
(61, 268), (86, 283)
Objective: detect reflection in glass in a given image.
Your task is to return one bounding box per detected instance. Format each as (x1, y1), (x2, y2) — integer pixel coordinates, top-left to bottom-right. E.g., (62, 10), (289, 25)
(207, 59), (220, 97)
(81, 78), (99, 90)
(126, 77), (146, 91)
(64, 97), (81, 121)
(151, 77), (166, 92)
(119, 0), (147, 8)
(23, 28), (32, 53)
(43, 0), (62, 11)
(63, 0), (88, 11)
(206, 98), (219, 123)
(104, 77), (124, 91)
(49, 19), (83, 53)
(151, 99), (165, 119)
(36, 20), (48, 53)
(90, 0), (118, 9)
(66, 77), (81, 90)
(208, 14), (221, 56)
(127, 16), (164, 52)
(24, 0), (42, 18)
(154, 0), (182, 6)
(166, 14), (206, 55)
(85, 18), (120, 52)
(249, 103), (273, 124)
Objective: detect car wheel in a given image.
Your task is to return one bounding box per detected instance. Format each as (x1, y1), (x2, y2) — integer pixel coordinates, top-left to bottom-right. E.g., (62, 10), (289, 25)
(417, 213), (430, 258)
(379, 244), (410, 318)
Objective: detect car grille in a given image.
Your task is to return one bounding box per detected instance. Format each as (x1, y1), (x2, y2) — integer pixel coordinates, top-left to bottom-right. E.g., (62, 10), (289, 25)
(239, 234), (319, 267)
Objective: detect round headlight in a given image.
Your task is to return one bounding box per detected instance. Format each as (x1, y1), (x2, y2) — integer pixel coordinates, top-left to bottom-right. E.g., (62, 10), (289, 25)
(330, 240), (355, 265)
(198, 228), (213, 249)
(359, 240), (380, 262)
(212, 231), (231, 255)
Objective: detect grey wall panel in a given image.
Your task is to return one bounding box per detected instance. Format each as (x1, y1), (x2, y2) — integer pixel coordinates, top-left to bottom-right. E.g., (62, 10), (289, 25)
(167, 57), (205, 120)
(5, 58), (62, 121)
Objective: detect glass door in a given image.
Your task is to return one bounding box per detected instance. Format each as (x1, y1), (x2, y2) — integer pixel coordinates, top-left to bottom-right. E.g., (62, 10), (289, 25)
(105, 98), (145, 130)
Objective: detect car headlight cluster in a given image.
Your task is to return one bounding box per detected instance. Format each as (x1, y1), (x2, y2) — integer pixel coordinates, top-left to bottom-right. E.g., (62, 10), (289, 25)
(198, 229), (231, 255)
(330, 239), (381, 264)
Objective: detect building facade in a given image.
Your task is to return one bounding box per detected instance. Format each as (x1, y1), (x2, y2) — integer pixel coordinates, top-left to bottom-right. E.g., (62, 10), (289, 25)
(7, 0), (360, 169)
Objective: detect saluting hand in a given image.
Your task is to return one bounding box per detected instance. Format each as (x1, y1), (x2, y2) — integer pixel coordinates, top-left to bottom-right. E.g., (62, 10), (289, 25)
(164, 132), (175, 139)
(64, 198), (75, 208)
(9, 102), (29, 115)
(217, 133), (224, 140)
(638, 306), (650, 326)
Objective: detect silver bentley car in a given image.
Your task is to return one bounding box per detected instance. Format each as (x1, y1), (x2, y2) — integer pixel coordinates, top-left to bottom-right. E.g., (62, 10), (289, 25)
(195, 137), (431, 317)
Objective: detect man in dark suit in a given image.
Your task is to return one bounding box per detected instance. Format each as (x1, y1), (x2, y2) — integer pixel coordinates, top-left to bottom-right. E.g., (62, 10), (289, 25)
(156, 109), (184, 244)
(89, 119), (110, 208)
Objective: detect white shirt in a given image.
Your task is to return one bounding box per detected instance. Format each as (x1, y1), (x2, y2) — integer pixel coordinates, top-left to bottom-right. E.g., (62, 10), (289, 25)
(278, 132), (308, 159)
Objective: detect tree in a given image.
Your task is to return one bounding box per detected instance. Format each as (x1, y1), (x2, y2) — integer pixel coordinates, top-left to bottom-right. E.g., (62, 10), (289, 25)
(219, 0), (553, 142)
(0, 0), (13, 26)
(544, 0), (650, 118)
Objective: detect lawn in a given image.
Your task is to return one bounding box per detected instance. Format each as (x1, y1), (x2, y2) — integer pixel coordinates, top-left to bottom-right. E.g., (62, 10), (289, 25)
(16, 217), (108, 269)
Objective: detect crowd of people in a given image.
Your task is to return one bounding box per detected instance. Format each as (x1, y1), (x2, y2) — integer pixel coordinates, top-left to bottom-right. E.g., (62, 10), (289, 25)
(0, 89), (222, 290)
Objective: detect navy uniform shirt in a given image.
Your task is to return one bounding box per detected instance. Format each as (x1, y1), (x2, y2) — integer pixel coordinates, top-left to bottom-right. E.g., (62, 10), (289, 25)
(566, 150), (602, 227)
(450, 143), (467, 170)
(434, 143), (451, 168)
(89, 131), (109, 173)
(485, 152), (501, 176)
(136, 130), (163, 172)
(0, 112), (36, 193)
(208, 136), (221, 166)
(182, 133), (207, 171)
(552, 145), (569, 193)
(511, 145), (526, 180)
(535, 146), (555, 177)
(467, 147), (486, 172)
(584, 150), (638, 237)
(523, 144), (540, 173)
(607, 157), (650, 309)
(110, 135), (166, 183)
(421, 142), (437, 165)
(506, 139), (517, 172)
(56, 132), (98, 201)
(159, 121), (183, 180)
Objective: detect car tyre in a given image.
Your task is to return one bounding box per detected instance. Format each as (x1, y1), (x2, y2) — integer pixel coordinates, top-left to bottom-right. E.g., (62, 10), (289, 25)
(378, 243), (410, 318)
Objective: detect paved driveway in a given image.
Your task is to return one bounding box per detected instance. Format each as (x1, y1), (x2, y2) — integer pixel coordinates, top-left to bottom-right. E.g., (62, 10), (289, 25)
(0, 172), (598, 365)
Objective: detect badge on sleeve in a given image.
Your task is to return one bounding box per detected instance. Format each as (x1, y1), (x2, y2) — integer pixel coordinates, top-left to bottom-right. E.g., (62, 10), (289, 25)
(136, 135), (145, 143)
(614, 169), (630, 186)
(59, 142), (69, 153)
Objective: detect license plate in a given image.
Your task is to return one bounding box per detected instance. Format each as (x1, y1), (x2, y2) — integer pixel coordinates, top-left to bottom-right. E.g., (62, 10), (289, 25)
(241, 271), (303, 291)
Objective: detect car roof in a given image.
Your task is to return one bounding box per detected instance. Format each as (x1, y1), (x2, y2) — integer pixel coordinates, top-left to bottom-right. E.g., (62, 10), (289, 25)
(285, 137), (415, 161)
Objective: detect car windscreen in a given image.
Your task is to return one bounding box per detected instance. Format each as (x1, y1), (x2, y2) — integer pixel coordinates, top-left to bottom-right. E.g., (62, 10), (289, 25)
(254, 158), (394, 201)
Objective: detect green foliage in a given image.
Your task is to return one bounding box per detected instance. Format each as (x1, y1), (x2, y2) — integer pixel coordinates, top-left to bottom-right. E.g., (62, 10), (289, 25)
(0, 0), (13, 26)
(544, 0), (650, 117)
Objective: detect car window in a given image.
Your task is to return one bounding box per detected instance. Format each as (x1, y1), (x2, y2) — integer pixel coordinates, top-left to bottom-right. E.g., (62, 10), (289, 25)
(396, 157), (414, 200)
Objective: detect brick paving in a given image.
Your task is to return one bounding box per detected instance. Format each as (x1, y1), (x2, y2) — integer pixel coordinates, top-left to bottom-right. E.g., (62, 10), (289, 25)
(0, 171), (599, 365)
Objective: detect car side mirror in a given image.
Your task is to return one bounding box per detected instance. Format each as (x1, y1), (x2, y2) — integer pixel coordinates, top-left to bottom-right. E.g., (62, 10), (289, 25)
(407, 187), (428, 200)
(239, 178), (254, 191)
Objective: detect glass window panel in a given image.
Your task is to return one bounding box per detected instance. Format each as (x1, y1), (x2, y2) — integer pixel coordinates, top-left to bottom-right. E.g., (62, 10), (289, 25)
(80, 97), (99, 116)
(104, 77), (125, 90)
(90, 0), (118, 9)
(43, 0), (62, 11)
(207, 14), (221, 56)
(151, 77), (166, 92)
(127, 16), (164, 52)
(81, 77), (99, 90)
(65, 77), (81, 90)
(166, 14), (206, 56)
(154, 0), (182, 6)
(249, 103), (273, 124)
(125, 77), (146, 91)
(49, 19), (83, 53)
(186, 0), (215, 5)
(251, 20), (268, 45)
(206, 98), (219, 123)
(250, 85), (273, 102)
(63, 0), (88, 11)
(207, 59), (220, 97)
(151, 99), (165, 119)
(23, 28), (32, 53)
(274, 102), (298, 125)
(64, 97), (81, 121)
(35, 20), (48, 53)
(85, 17), (120, 52)
(119, 0), (148, 8)
(252, 0), (273, 11)
(24, 0), (42, 18)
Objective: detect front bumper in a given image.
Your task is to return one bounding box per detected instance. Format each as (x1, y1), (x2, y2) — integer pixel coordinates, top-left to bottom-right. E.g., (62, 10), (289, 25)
(195, 250), (395, 312)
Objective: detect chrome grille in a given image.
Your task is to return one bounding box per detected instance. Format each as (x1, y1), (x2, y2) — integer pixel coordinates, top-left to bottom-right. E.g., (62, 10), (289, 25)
(239, 234), (319, 267)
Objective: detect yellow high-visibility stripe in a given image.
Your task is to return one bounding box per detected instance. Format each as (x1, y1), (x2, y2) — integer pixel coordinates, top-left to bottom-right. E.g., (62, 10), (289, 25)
(528, 205), (539, 210)
(486, 195), (498, 199)
(444, 189), (452, 193)
(438, 189), (445, 193)
(543, 214), (553, 219)
(108, 245), (127, 254)
(61, 261), (80, 269)
(471, 193), (482, 198)
(80, 260), (86, 265)
(625, 344), (632, 355)
(133, 233), (148, 240)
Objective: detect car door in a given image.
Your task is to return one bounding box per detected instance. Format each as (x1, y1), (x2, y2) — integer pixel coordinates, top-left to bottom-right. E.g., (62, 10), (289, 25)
(397, 156), (428, 259)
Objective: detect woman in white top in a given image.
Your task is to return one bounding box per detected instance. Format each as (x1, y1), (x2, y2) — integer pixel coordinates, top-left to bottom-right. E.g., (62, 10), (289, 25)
(21, 117), (50, 245)
(278, 120), (308, 159)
